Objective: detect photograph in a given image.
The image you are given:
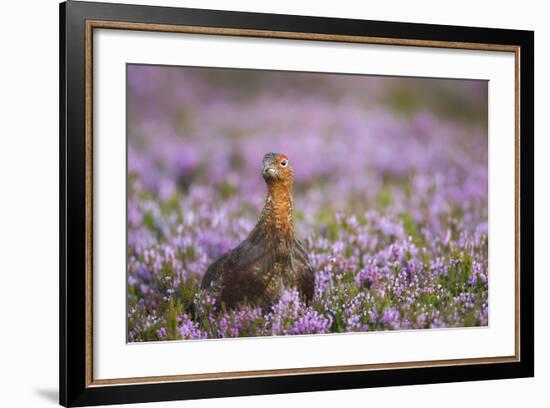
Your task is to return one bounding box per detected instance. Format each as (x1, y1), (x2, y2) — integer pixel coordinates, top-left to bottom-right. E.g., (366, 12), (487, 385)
(126, 64), (489, 342)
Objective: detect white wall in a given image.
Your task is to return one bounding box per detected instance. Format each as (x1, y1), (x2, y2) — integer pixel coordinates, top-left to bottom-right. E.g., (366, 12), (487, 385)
(0, 1), (545, 407)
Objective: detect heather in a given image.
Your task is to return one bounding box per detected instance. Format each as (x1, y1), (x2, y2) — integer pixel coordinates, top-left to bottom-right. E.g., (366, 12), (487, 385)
(127, 65), (488, 341)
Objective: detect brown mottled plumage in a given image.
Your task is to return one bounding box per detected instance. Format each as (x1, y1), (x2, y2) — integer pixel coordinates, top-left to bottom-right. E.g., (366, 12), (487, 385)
(200, 153), (314, 309)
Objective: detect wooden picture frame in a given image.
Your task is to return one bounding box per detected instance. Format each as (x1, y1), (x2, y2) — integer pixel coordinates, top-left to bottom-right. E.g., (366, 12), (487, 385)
(60, 1), (534, 406)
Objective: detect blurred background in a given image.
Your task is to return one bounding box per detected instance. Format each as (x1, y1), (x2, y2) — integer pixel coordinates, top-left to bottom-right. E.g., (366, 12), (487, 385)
(127, 65), (487, 240)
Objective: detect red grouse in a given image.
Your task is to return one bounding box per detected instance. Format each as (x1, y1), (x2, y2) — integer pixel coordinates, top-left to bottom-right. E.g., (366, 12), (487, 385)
(201, 153), (314, 309)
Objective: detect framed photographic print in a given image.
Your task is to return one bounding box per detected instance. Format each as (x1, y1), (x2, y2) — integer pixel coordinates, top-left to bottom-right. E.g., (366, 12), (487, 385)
(59, 1), (534, 406)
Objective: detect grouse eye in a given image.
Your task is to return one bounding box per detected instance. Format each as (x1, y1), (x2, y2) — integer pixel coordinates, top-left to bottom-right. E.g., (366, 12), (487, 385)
(280, 159), (288, 167)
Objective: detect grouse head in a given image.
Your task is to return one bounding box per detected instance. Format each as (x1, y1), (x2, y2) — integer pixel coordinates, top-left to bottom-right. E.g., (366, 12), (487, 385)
(261, 152), (293, 189)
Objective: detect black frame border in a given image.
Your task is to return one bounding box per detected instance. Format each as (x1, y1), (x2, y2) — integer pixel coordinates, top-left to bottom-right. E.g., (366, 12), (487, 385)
(60, 1), (534, 406)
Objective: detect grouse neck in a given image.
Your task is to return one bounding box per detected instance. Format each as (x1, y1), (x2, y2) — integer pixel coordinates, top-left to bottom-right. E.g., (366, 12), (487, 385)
(262, 182), (294, 238)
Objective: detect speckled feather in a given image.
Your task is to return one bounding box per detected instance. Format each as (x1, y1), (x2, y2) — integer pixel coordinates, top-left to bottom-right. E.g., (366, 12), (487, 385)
(201, 153), (315, 309)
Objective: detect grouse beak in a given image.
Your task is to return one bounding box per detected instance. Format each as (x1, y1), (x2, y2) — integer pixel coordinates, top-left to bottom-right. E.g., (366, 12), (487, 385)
(262, 162), (277, 179)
